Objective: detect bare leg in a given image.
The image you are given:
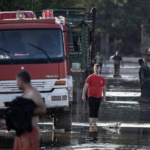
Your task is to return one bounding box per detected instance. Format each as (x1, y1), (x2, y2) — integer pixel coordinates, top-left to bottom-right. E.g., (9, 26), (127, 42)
(93, 118), (98, 132)
(89, 118), (93, 132)
(94, 118), (98, 124)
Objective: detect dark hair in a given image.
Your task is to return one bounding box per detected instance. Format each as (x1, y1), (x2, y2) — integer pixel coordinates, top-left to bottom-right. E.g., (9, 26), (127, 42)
(138, 59), (144, 64)
(94, 64), (100, 68)
(17, 71), (31, 83)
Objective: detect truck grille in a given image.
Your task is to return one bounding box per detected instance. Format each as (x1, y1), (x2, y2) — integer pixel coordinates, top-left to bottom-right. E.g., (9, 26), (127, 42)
(0, 80), (55, 92)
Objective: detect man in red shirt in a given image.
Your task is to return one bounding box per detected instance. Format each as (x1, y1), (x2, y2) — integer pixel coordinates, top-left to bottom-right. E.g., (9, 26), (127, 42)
(82, 64), (106, 132)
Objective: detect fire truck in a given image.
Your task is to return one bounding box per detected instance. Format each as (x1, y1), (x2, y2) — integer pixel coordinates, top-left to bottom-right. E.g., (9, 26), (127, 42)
(0, 8), (96, 131)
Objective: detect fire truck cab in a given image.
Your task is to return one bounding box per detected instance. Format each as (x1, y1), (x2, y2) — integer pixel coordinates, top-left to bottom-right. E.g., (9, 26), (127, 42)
(0, 10), (73, 131)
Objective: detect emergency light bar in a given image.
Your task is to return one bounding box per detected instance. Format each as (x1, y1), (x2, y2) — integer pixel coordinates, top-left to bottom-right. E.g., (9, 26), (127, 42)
(42, 10), (54, 18)
(0, 11), (36, 20)
(16, 13), (25, 19)
(41, 10), (66, 25)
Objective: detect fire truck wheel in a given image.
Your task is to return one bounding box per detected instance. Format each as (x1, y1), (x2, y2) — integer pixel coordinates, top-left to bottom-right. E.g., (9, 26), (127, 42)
(54, 109), (72, 131)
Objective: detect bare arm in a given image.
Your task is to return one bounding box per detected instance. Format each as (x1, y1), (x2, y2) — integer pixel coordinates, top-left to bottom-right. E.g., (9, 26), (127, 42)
(31, 91), (46, 116)
(82, 83), (89, 101)
(102, 86), (106, 102)
(110, 55), (115, 59)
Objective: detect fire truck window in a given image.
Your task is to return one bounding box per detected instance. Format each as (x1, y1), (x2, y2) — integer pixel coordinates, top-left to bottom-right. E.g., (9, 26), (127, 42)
(7, 32), (26, 55)
(37, 34), (54, 54)
(0, 29), (64, 63)
(0, 32), (7, 55)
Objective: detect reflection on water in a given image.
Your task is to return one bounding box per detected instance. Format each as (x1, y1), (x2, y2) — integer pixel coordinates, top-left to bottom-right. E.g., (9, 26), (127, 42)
(106, 78), (140, 92)
(72, 97), (140, 123)
(1, 126), (150, 150)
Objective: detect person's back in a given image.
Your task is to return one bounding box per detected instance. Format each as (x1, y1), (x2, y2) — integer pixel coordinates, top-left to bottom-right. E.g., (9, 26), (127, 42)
(138, 59), (150, 92)
(14, 71), (46, 150)
(22, 86), (46, 128)
(95, 54), (103, 64)
(139, 65), (150, 79)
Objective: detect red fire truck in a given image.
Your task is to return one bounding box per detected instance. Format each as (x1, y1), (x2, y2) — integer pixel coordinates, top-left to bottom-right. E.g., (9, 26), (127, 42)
(0, 10), (74, 130)
(0, 8), (96, 131)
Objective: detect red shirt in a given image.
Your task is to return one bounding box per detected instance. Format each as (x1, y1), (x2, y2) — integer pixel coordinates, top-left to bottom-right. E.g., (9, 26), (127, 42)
(85, 74), (106, 98)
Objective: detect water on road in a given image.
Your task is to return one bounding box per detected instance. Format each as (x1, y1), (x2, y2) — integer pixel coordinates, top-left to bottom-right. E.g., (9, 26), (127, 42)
(1, 63), (150, 150)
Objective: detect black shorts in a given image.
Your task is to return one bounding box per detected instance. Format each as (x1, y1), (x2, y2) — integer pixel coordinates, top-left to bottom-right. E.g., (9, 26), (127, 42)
(89, 97), (102, 118)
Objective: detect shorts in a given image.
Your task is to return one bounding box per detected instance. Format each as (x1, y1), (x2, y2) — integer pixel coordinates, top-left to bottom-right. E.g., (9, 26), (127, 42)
(89, 97), (102, 118)
(13, 127), (40, 150)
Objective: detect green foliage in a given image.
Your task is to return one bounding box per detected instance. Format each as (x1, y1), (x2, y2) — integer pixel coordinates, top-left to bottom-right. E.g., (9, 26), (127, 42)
(39, 0), (77, 9)
(76, 0), (150, 56)
(0, 0), (78, 12)
(0, 0), (41, 11)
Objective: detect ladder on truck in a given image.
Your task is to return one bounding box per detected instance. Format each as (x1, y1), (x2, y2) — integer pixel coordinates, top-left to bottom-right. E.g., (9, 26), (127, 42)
(53, 8), (96, 70)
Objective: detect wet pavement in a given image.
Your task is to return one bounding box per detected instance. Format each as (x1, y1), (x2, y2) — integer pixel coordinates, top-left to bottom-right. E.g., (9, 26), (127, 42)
(1, 62), (150, 150)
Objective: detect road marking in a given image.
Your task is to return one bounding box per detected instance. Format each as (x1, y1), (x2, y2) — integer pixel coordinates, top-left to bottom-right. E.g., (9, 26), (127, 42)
(39, 122), (150, 128)
(106, 101), (138, 104)
(62, 143), (150, 150)
(106, 91), (140, 97)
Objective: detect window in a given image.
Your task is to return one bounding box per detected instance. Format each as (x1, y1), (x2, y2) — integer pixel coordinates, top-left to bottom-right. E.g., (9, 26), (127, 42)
(0, 29), (64, 64)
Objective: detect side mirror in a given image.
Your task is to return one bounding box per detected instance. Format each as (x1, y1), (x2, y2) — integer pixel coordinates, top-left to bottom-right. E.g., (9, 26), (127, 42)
(72, 32), (80, 52)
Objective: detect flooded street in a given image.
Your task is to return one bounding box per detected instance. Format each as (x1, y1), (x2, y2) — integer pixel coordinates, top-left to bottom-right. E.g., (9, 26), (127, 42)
(1, 62), (150, 150)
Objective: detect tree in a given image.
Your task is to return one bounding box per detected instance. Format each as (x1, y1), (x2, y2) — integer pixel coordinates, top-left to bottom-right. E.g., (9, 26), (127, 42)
(0, 0), (149, 56)
(0, 0), (41, 11)
(77, 0), (150, 56)
(39, 0), (77, 9)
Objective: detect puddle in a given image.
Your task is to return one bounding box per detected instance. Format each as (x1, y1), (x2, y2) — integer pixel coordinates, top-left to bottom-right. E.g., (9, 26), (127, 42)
(41, 127), (150, 150)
